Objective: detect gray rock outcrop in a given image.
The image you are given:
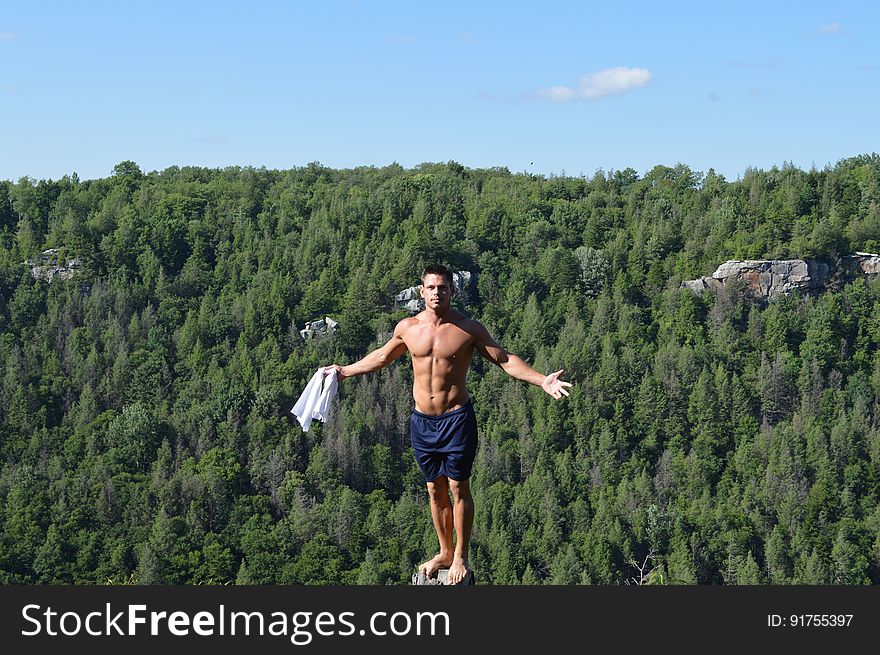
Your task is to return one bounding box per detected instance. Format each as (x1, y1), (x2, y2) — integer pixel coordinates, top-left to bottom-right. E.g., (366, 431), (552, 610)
(411, 568), (475, 586)
(681, 253), (880, 302)
(394, 286), (424, 313)
(299, 316), (339, 340)
(25, 248), (80, 283)
(845, 252), (880, 276)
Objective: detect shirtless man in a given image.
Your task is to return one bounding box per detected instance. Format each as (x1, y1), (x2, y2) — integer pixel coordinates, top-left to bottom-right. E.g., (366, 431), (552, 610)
(327, 265), (572, 584)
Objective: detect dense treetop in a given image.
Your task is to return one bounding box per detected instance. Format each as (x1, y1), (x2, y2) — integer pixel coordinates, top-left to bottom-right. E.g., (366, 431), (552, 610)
(1, 155), (879, 584)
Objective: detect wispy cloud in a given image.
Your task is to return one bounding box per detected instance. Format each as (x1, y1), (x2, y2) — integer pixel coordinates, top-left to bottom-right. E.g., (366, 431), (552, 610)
(747, 87), (775, 98)
(532, 67), (652, 102)
(819, 22), (844, 34)
(0, 32), (16, 41)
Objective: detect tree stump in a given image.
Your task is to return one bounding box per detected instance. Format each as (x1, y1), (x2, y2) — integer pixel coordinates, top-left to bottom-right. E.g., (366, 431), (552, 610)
(411, 568), (475, 586)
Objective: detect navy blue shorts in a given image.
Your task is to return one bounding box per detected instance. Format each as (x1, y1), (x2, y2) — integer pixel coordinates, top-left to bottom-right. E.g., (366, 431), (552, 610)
(410, 401), (478, 482)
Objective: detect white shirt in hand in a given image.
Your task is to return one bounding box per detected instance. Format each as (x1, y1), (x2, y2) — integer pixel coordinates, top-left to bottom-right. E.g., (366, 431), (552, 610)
(290, 367), (339, 432)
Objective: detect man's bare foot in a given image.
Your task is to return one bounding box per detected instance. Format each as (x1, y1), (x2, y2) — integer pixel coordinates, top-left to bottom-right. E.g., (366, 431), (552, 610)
(447, 557), (470, 585)
(419, 553), (453, 578)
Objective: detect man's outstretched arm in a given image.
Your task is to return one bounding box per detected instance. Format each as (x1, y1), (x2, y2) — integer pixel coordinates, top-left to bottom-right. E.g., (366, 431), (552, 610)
(473, 322), (572, 399)
(327, 321), (409, 380)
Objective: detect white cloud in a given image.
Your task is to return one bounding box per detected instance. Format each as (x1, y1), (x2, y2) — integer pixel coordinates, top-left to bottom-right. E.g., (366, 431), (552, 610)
(534, 67), (652, 102)
(543, 86), (577, 102)
(0, 32), (16, 41)
(820, 22), (843, 34)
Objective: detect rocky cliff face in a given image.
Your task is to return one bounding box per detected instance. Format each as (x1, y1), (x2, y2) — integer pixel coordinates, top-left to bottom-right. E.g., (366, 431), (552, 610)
(25, 248), (80, 283)
(681, 253), (880, 302)
(299, 316), (338, 340)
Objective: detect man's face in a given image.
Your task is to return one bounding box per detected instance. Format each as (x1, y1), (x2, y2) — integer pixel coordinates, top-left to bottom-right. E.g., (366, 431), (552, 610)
(420, 274), (453, 310)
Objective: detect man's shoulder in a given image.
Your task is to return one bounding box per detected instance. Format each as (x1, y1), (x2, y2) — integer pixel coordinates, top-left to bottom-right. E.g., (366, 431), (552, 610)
(394, 316), (422, 334)
(454, 315), (489, 336)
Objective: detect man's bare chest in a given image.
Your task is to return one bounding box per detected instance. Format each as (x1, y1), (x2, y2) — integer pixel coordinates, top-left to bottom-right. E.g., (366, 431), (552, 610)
(404, 324), (474, 360)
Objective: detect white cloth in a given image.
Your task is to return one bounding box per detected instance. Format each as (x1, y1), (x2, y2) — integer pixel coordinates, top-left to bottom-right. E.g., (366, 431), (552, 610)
(291, 367), (339, 432)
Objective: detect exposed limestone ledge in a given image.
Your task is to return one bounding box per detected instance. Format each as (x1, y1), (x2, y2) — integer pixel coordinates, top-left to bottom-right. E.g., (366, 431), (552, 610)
(24, 248), (80, 283)
(299, 316), (339, 340)
(681, 254), (880, 301)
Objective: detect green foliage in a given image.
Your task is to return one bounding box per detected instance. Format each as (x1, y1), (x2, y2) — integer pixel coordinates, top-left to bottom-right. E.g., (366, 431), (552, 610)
(2, 156), (880, 585)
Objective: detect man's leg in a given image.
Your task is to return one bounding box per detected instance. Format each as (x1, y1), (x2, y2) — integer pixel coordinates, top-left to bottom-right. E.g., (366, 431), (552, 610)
(447, 477), (474, 584)
(419, 475), (454, 577)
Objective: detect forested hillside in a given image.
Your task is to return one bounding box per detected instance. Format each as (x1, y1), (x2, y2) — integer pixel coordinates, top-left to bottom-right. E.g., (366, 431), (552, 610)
(1, 156), (879, 584)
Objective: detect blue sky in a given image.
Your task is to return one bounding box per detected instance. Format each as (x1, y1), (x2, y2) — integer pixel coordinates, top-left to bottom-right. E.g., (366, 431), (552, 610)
(1, 0), (877, 182)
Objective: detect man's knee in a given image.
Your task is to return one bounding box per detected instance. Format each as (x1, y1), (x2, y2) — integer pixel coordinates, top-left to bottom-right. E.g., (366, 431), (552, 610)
(427, 476), (450, 500)
(448, 478), (472, 502)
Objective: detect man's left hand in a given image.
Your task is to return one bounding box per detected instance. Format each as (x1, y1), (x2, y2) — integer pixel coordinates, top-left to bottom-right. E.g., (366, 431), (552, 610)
(542, 370), (572, 399)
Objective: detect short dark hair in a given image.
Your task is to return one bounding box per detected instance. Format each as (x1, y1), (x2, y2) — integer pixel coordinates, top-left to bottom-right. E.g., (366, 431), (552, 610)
(420, 265), (455, 290)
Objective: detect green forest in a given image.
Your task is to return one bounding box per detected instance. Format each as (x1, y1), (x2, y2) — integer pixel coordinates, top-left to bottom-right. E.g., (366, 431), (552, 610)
(1, 155), (879, 585)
